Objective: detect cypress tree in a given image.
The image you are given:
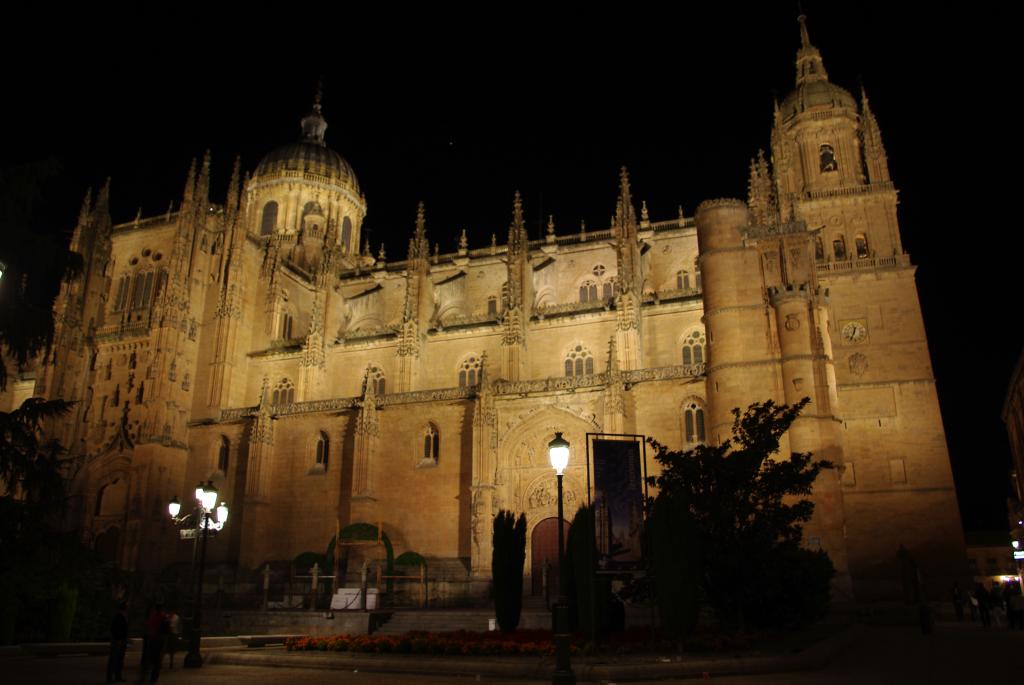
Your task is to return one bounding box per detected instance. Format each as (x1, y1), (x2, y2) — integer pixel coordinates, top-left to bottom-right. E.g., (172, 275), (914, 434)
(492, 510), (527, 632)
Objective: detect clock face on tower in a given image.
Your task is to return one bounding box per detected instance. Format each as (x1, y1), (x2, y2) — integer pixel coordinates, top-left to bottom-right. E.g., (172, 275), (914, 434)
(841, 320), (867, 344)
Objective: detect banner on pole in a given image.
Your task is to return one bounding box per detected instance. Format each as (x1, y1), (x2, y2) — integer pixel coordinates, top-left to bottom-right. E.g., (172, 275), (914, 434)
(591, 438), (645, 572)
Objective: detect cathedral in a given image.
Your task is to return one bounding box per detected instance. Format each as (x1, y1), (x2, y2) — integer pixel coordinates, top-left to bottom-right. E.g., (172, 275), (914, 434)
(22, 16), (965, 602)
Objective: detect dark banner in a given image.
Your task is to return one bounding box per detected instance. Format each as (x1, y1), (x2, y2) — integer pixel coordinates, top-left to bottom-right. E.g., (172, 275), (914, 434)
(591, 439), (644, 572)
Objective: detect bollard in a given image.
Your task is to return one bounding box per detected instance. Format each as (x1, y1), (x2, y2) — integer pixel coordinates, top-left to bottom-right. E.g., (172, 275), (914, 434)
(262, 564), (271, 612)
(311, 563), (320, 612)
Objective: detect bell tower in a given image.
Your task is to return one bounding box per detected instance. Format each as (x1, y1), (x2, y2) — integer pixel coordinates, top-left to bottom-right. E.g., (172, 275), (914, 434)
(762, 14), (965, 600)
(771, 15), (901, 260)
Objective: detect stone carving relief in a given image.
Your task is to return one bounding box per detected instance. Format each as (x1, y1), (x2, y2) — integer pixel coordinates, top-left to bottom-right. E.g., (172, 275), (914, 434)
(848, 353), (868, 377)
(525, 476), (578, 511)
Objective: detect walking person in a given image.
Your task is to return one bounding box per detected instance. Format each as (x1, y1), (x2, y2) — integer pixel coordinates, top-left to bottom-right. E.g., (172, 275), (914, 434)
(950, 581), (965, 622)
(137, 604), (169, 684)
(974, 584), (991, 628)
(1008, 586), (1024, 630)
(989, 582), (1006, 628)
(164, 609), (180, 670)
(106, 602), (128, 683)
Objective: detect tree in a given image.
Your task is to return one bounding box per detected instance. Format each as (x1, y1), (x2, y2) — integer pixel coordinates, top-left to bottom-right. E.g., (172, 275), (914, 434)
(651, 491), (700, 640)
(0, 161), (91, 643)
(491, 510), (526, 632)
(647, 398), (835, 629)
(0, 159), (81, 389)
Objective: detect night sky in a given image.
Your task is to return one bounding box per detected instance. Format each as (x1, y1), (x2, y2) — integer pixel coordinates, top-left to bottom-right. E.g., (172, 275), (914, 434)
(3, 4), (1016, 530)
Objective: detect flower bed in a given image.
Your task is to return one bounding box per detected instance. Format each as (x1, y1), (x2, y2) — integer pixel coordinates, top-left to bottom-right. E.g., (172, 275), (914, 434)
(284, 627), (761, 657)
(285, 629), (570, 656)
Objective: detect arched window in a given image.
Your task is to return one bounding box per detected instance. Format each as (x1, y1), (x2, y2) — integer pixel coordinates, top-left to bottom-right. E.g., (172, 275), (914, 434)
(683, 398), (707, 444)
(819, 144), (838, 173)
(815, 236), (825, 261)
(271, 378), (295, 405)
(422, 423), (440, 464)
(260, 201), (278, 236)
(564, 344), (594, 378)
(676, 270), (691, 291)
(365, 365), (385, 395)
(833, 235), (847, 261)
(682, 328), (707, 366)
(459, 355), (482, 387)
(579, 279), (598, 303)
(855, 234), (869, 259)
(139, 271), (154, 308)
(341, 217), (353, 253)
(279, 312), (294, 340)
(217, 436), (230, 473)
(315, 431), (329, 469)
(602, 279), (614, 300)
(487, 296), (498, 317)
(113, 275), (131, 311)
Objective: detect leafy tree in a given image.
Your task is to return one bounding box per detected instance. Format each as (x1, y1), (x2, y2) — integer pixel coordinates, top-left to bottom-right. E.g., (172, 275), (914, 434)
(0, 160), (94, 643)
(491, 510), (526, 632)
(0, 159), (82, 388)
(647, 398), (835, 629)
(651, 491), (700, 639)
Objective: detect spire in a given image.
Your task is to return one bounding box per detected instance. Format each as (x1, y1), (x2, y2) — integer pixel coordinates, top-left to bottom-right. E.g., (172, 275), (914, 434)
(458, 228), (468, 252)
(507, 191), (526, 256)
(614, 166), (637, 235)
(77, 187), (93, 227)
(300, 79), (328, 146)
(225, 155), (241, 225)
(94, 177), (111, 219)
(795, 14), (829, 86)
(546, 214), (555, 242)
(748, 149), (778, 226)
(408, 201), (429, 261)
(181, 158), (197, 205)
(798, 12), (811, 49)
(195, 150), (211, 208)
(859, 85), (891, 183)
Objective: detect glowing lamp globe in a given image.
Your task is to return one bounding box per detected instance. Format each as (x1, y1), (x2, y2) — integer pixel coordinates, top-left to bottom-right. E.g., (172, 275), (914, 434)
(200, 482), (219, 511)
(168, 496), (181, 518)
(548, 432), (570, 475)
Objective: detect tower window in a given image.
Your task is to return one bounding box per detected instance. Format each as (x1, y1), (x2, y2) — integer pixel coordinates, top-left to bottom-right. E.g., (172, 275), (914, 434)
(819, 144), (838, 173)
(855, 234), (869, 259)
(341, 217), (353, 253)
(564, 344), (594, 378)
(815, 236), (825, 261)
(260, 201), (278, 236)
(833, 235), (847, 261)
(487, 296), (498, 317)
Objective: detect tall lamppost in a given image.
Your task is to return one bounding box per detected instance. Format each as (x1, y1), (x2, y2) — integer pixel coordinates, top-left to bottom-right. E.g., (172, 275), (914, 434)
(548, 432), (575, 685)
(168, 480), (229, 668)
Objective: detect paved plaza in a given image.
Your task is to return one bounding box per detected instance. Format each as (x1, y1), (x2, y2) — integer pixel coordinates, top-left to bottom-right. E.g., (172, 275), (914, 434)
(4, 622), (1020, 684)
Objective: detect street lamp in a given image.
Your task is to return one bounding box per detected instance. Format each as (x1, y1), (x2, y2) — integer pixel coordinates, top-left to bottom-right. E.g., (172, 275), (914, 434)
(167, 480), (229, 668)
(547, 432), (575, 685)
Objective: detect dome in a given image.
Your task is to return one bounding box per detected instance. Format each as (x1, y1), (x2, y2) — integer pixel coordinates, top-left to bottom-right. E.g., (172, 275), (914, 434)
(779, 79), (857, 121)
(254, 141), (361, 194)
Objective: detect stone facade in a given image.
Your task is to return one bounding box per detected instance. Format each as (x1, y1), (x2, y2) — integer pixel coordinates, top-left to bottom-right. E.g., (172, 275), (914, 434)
(32, 18), (964, 601)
